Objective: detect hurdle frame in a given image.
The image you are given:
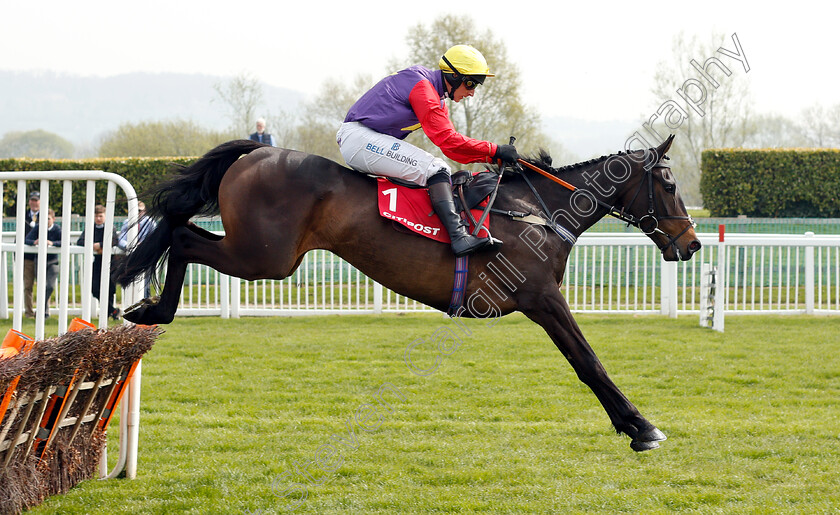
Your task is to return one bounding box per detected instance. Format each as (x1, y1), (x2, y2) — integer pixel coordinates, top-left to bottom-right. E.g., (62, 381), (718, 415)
(0, 170), (144, 479)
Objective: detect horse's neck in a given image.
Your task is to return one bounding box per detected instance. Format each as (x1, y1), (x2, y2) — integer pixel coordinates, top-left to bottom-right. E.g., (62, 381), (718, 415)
(542, 162), (647, 238)
(586, 163), (649, 234)
(533, 167), (609, 236)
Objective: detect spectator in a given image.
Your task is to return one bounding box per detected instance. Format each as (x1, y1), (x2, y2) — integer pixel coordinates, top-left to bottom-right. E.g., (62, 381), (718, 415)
(22, 190), (41, 317)
(117, 201), (157, 297)
(24, 209), (61, 318)
(249, 118), (276, 146)
(76, 205), (120, 320)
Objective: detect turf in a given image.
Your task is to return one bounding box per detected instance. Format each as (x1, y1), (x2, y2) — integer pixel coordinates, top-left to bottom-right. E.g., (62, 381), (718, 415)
(20, 313), (840, 514)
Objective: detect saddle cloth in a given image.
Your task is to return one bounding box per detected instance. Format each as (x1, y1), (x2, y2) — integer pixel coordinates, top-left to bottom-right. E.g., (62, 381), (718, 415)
(376, 174), (493, 243)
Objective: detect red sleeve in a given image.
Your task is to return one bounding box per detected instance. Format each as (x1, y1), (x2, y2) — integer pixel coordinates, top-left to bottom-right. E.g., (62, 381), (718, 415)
(408, 80), (497, 164)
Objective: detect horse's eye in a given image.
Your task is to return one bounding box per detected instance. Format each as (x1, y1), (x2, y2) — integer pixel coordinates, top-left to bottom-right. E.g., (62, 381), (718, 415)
(664, 184), (676, 194)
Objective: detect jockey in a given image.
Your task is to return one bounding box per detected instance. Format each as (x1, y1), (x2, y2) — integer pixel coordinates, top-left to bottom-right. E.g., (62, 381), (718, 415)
(337, 44), (519, 257)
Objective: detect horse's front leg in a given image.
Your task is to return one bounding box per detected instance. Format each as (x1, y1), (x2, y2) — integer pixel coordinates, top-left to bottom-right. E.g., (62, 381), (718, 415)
(522, 289), (666, 451)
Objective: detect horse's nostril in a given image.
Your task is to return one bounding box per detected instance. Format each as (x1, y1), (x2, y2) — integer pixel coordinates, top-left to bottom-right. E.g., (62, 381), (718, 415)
(688, 240), (702, 254)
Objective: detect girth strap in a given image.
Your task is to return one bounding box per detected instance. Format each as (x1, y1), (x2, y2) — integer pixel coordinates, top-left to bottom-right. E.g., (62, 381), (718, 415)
(447, 255), (470, 316)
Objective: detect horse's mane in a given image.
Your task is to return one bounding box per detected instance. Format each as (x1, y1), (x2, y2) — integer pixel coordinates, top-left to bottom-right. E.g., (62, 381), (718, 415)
(504, 147), (648, 182)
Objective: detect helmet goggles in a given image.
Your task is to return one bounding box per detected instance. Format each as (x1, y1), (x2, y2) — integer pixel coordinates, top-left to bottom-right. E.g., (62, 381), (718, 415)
(462, 75), (485, 90)
(441, 54), (486, 90)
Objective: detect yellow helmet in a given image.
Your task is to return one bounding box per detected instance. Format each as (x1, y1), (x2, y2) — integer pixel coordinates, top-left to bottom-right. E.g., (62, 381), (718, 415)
(439, 45), (495, 77)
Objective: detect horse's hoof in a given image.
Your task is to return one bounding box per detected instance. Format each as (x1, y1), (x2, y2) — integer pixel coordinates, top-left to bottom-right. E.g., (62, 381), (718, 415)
(640, 427), (667, 442)
(630, 428), (667, 452)
(123, 305), (145, 324)
(630, 439), (661, 452)
(123, 297), (160, 324)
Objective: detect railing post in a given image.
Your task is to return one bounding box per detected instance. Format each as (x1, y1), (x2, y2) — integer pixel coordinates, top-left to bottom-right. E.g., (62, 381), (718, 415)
(57, 180), (74, 334)
(713, 226), (726, 332)
(660, 259), (678, 318)
(0, 225), (7, 319)
(125, 361), (142, 479)
(230, 275), (241, 318)
(220, 273), (230, 319)
(33, 179), (50, 339)
(0, 249), (7, 319)
(13, 180), (26, 330)
(0, 179), (6, 320)
(805, 231), (815, 314)
(373, 281), (383, 314)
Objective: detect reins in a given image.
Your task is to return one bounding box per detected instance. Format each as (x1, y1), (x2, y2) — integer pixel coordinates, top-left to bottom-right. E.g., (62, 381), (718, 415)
(471, 137), (515, 237)
(515, 157), (643, 228)
(517, 159), (578, 192)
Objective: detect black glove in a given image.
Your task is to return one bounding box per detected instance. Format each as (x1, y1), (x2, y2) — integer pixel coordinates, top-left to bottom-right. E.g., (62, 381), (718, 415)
(494, 144), (519, 164)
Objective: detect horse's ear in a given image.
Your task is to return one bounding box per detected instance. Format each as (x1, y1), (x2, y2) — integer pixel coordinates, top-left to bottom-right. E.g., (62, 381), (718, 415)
(656, 134), (675, 157)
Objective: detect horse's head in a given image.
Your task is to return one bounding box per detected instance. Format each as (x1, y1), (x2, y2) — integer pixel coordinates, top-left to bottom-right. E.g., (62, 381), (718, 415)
(615, 135), (701, 261)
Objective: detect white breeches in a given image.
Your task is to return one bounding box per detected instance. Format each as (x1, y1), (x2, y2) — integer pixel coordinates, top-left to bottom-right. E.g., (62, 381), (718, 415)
(336, 122), (450, 186)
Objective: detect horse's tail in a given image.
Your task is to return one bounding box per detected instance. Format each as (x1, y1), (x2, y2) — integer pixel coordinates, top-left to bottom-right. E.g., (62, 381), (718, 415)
(113, 139), (269, 287)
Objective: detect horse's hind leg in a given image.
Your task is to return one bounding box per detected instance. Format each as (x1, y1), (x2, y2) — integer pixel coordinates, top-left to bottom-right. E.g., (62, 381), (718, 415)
(123, 248), (189, 325)
(522, 289), (666, 452)
(124, 224), (235, 324)
(124, 223), (301, 325)
(123, 226), (198, 325)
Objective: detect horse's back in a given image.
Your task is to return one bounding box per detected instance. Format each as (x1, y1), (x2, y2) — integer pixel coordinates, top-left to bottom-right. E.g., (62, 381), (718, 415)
(217, 146), (375, 245)
(225, 147), (366, 192)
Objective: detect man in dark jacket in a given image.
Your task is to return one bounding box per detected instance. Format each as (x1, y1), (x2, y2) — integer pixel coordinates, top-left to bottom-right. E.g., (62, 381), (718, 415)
(76, 205), (120, 320)
(249, 118), (276, 146)
(24, 208), (61, 317)
(22, 190), (41, 317)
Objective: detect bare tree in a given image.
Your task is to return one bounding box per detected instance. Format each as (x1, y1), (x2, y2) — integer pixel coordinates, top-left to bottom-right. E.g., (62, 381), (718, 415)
(264, 108), (299, 149)
(98, 120), (231, 157)
(742, 113), (808, 149)
(213, 72), (265, 137)
(799, 103), (840, 147)
(295, 75), (374, 161)
(647, 32), (753, 205)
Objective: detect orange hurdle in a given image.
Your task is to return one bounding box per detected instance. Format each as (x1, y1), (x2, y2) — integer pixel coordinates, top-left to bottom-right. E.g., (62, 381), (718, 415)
(0, 329), (35, 422)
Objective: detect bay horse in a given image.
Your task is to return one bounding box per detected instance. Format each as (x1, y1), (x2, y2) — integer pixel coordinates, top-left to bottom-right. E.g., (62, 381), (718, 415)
(114, 134), (701, 451)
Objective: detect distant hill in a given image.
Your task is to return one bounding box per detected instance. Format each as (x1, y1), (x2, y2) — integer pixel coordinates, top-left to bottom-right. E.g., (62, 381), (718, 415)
(0, 70), (636, 160)
(0, 71), (304, 153)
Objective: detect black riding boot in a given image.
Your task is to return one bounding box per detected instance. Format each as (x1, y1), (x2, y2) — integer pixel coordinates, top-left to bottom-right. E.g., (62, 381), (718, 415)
(428, 181), (491, 257)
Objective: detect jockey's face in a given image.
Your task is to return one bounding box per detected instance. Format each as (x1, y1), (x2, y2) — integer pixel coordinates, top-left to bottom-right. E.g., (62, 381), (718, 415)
(451, 82), (475, 103)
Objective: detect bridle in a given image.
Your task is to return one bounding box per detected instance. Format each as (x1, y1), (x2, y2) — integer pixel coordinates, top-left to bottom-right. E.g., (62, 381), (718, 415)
(515, 155), (696, 256)
(616, 156), (696, 256)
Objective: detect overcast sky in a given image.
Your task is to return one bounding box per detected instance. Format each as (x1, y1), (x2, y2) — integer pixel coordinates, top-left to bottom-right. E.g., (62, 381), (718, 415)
(2, 1), (837, 123)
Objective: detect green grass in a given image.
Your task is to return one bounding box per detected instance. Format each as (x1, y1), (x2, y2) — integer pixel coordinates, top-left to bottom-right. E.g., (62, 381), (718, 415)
(18, 313), (840, 514)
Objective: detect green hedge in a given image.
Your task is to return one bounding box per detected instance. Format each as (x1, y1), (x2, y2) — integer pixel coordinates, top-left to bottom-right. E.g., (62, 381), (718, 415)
(0, 156), (197, 216)
(700, 148), (840, 217)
